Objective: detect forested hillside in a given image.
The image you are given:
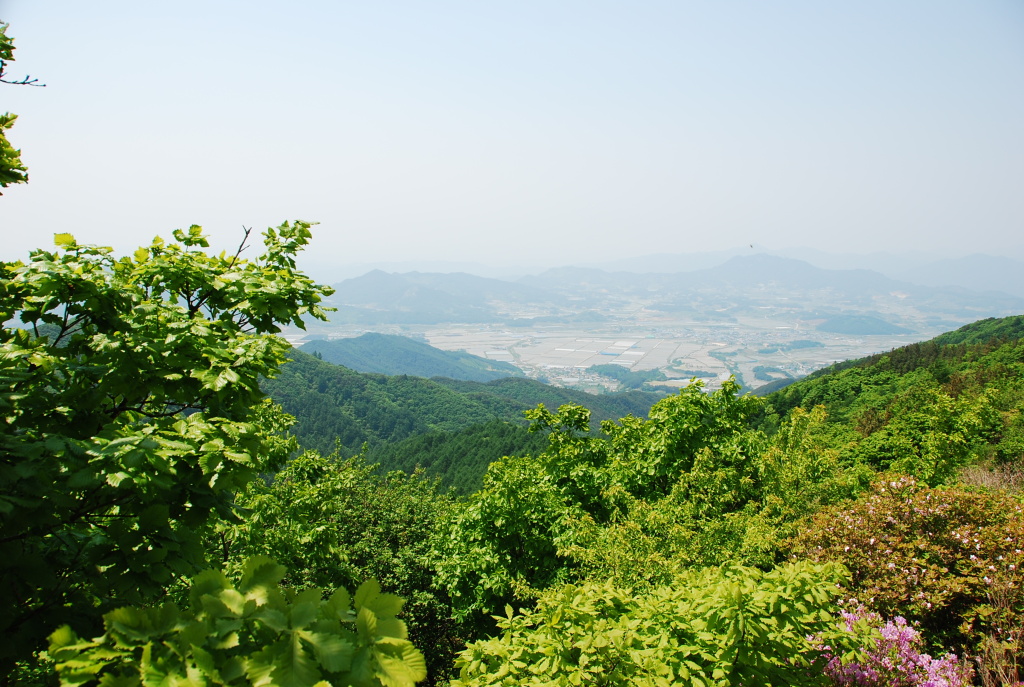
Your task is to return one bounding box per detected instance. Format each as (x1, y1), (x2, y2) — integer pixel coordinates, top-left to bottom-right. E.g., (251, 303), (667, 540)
(262, 350), (661, 455)
(301, 333), (522, 382)
(365, 420), (548, 494)
(762, 315), (1024, 462)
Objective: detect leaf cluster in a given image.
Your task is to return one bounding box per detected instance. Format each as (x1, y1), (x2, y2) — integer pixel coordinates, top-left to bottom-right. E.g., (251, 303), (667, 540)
(48, 555), (426, 687)
(223, 450), (459, 685)
(451, 560), (856, 687)
(1, 22), (33, 191)
(0, 225), (332, 674)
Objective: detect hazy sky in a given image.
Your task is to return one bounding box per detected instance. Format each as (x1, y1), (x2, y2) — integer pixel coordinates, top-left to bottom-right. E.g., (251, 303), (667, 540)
(2, 1), (1023, 273)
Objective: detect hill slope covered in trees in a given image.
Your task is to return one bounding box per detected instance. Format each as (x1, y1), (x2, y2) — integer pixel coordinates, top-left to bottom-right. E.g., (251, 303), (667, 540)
(300, 332), (522, 382)
(262, 350), (661, 456)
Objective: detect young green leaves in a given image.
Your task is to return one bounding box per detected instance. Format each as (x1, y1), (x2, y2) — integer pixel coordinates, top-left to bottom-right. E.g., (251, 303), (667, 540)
(48, 556), (427, 687)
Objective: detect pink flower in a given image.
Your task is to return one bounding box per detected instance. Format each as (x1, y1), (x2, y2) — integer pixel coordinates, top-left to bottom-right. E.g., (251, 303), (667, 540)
(822, 607), (973, 687)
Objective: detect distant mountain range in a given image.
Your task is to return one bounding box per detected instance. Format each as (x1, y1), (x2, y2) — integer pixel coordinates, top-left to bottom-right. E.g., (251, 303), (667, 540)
(300, 333), (522, 382)
(582, 249), (1024, 299)
(891, 254), (1024, 299)
(316, 248), (1024, 299)
(322, 254), (1024, 329)
(324, 270), (560, 323)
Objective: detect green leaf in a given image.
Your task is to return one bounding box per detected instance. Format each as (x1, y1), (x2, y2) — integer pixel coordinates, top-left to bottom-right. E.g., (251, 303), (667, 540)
(324, 588), (352, 621)
(289, 589), (322, 630)
(355, 607), (377, 640)
(364, 592), (404, 619)
(190, 570), (231, 608)
(374, 640), (427, 687)
(374, 617), (408, 641)
(270, 634), (321, 687)
(302, 631), (355, 673)
(353, 579), (381, 611)
(105, 607), (158, 643)
(238, 555), (287, 603)
(97, 674), (143, 687)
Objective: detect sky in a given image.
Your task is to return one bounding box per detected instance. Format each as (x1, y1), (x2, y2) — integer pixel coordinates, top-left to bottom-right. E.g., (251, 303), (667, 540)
(2, 1), (1023, 276)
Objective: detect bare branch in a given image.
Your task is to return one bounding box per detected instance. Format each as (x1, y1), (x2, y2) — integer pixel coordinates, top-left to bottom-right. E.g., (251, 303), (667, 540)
(0, 60), (45, 87)
(227, 226), (253, 268)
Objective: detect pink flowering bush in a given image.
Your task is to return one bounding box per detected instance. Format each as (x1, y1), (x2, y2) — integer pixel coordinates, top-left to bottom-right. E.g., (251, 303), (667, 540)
(824, 606), (973, 687)
(789, 474), (1024, 654)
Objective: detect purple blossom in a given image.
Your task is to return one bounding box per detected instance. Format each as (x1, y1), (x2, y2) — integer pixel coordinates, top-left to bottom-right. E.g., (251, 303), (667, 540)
(822, 607), (973, 687)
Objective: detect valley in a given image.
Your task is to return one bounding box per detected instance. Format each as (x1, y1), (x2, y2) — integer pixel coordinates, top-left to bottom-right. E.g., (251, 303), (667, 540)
(281, 254), (1021, 392)
(423, 320), (923, 393)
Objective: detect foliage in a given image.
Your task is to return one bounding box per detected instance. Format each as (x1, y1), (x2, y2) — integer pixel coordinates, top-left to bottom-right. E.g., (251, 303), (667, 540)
(560, 405), (872, 587)
(763, 325), (1024, 428)
(756, 406), (872, 534)
(263, 351), (660, 456)
(552, 381), (770, 580)
(0, 225), (332, 675)
(0, 111), (26, 190)
(47, 555), (427, 687)
(851, 384), (1001, 485)
(1, 22), (33, 191)
(433, 450), (576, 632)
(601, 380), (764, 501)
(451, 560), (856, 687)
(974, 577), (1024, 687)
(759, 330), (1024, 485)
(432, 376), (661, 421)
(366, 420), (548, 495)
(932, 315), (1024, 347)
(222, 451), (459, 686)
(822, 606), (973, 687)
(789, 474), (1024, 655)
(435, 382), (781, 624)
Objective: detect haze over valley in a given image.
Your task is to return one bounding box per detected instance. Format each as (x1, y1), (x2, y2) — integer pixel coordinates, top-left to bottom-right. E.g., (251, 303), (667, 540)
(284, 250), (1024, 393)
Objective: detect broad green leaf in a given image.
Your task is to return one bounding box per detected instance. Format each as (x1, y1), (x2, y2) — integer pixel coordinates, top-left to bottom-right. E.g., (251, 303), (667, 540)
(374, 617), (407, 641)
(374, 642), (427, 687)
(364, 592), (404, 619)
(324, 588), (352, 621)
(353, 579), (381, 611)
(190, 570), (231, 609)
(269, 634), (320, 687)
(302, 631), (355, 673)
(355, 607), (377, 640)
(238, 555), (287, 603)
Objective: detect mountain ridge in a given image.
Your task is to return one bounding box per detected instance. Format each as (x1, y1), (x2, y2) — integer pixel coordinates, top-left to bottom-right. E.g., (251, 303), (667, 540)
(300, 333), (522, 382)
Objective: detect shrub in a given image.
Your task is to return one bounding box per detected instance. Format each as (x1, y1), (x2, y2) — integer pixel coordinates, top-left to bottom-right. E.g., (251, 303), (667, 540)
(451, 560), (854, 687)
(789, 474), (1024, 654)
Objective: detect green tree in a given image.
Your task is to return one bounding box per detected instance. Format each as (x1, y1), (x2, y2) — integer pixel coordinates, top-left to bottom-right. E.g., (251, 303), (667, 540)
(0, 224), (332, 676)
(434, 382), (769, 627)
(0, 21), (39, 191)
